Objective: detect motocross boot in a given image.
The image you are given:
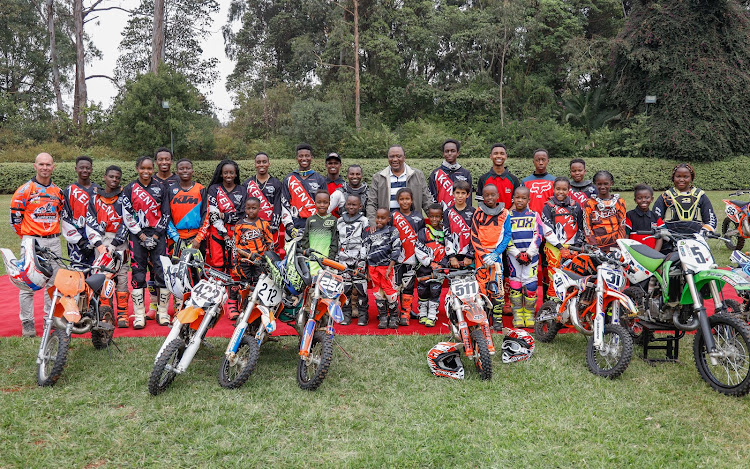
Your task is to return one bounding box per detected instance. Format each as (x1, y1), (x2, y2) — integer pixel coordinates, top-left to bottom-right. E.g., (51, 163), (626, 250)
(376, 299), (388, 329)
(174, 296), (183, 314)
(156, 289), (171, 326)
(424, 300), (439, 327)
(523, 291), (538, 328)
(132, 288), (146, 329)
(356, 288), (369, 326)
(400, 293), (413, 326)
(388, 301), (400, 329)
(146, 281), (157, 320)
(116, 291), (129, 328)
(510, 289), (525, 328)
(418, 301), (429, 325)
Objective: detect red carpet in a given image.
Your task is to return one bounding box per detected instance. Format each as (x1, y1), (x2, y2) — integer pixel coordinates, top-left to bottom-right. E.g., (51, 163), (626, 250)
(0, 274), (742, 338)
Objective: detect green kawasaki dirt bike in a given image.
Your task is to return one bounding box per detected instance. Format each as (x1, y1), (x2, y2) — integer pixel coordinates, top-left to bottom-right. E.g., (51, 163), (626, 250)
(618, 230), (750, 396)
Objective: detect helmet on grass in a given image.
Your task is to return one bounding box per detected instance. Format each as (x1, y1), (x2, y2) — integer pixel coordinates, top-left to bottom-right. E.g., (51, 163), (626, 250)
(1, 238), (53, 292)
(427, 342), (464, 380)
(501, 328), (536, 363)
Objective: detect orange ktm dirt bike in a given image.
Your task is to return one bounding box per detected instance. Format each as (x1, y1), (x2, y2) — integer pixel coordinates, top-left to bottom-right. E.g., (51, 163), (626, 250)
(36, 248), (122, 386)
(419, 265), (497, 380)
(722, 190), (750, 251)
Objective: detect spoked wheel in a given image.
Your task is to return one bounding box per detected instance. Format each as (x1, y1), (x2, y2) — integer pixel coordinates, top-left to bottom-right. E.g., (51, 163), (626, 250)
(721, 299), (748, 324)
(218, 336), (260, 389)
(722, 218), (745, 252)
(534, 300), (563, 343)
(91, 306), (115, 350)
(470, 328), (492, 380)
(693, 313), (750, 396)
(148, 338), (185, 396)
(297, 331), (333, 391)
(37, 329), (70, 387)
(586, 323), (633, 379)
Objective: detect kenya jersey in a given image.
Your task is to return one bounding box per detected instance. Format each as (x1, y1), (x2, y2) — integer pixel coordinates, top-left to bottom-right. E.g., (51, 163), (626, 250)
(281, 170), (327, 230)
(10, 178), (64, 237)
(443, 205), (474, 259)
(392, 210), (424, 265)
(541, 197), (584, 246)
(89, 188), (128, 246)
(569, 180), (597, 206)
(428, 163), (472, 209)
(476, 167), (520, 210)
(121, 179), (170, 235)
(244, 176), (283, 231)
(206, 183), (246, 237)
(166, 183), (207, 241)
(61, 182), (100, 245)
(522, 173), (556, 214)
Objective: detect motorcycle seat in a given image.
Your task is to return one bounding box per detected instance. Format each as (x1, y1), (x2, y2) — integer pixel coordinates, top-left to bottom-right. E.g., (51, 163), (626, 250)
(729, 200), (748, 208)
(562, 269), (584, 281)
(630, 243), (666, 261)
(85, 273), (106, 294)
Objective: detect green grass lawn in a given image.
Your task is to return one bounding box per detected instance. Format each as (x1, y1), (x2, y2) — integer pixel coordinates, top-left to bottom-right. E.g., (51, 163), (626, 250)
(1, 334), (750, 467)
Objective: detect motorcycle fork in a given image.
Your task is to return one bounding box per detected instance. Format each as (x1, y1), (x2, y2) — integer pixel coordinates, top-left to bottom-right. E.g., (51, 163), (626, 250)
(37, 294), (59, 363)
(593, 271), (605, 349)
(685, 274), (717, 355)
(299, 297), (320, 358)
(226, 288), (260, 357)
(176, 305), (218, 373)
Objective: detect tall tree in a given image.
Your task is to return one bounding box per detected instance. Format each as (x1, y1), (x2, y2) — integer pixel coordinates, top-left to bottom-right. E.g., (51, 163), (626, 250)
(151, 0), (165, 72)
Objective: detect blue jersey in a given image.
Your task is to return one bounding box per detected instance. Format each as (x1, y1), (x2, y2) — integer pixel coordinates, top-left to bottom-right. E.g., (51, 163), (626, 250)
(507, 208), (544, 260)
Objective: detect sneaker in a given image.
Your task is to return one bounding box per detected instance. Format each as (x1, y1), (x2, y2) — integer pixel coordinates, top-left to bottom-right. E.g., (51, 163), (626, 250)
(388, 317), (399, 329)
(423, 318), (436, 327)
(22, 320), (36, 338)
(146, 304), (157, 320)
(378, 316), (388, 329)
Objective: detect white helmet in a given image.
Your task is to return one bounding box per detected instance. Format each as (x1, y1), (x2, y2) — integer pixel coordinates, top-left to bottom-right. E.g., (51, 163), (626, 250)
(1, 238), (54, 292)
(501, 328), (536, 363)
(161, 249), (204, 299)
(427, 342), (464, 379)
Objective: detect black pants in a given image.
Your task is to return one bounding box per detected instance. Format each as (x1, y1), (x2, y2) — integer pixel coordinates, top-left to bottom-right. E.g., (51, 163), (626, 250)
(342, 270), (368, 319)
(416, 265), (441, 301)
(130, 235), (167, 289)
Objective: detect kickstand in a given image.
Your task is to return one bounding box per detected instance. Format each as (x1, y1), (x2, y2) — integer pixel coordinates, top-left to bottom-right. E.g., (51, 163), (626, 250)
(333, 337), (353, 361)
(106, 338), (122, 358)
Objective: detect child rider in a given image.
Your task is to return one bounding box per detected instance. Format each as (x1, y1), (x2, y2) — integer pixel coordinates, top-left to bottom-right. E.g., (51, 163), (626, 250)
(366, 208), (402, 329)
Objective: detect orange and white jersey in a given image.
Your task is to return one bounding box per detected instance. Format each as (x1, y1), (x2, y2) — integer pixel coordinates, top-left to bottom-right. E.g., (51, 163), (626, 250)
(10, 178), (64, 237)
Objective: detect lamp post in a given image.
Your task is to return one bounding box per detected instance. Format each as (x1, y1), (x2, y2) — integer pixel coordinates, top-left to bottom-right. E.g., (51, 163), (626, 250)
(162, 100), (173, 155)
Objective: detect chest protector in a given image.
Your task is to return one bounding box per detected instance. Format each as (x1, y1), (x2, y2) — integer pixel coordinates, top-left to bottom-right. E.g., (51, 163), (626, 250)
(663, 187), (703, 223)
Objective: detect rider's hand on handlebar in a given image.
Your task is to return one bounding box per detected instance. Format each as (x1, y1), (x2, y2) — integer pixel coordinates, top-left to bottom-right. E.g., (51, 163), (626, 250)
(449, 257), (460, 269)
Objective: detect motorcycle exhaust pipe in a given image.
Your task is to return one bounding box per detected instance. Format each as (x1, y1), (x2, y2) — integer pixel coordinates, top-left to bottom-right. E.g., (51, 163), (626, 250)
(569, 299), (593, 336)
(672, 310), (699, 331)
(53, 316), (93, 335)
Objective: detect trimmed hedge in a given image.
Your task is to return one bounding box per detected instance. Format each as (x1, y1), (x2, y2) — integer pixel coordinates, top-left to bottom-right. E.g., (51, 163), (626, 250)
(1, 156), (748, 194)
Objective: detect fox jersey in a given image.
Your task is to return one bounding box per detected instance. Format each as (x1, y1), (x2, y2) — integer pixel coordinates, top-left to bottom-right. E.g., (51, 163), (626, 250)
(443, 205), (474, 259)
(569, 180), (597, 206)
(583, 195), (627, 252)
(522, 173), (556, 214)
(471, 203), (512, 262)
(121, 179), (171, 235)
(166, 183), (207, 241)
(281, 171), (327, 230)
(542, 197), (584, 246)
(476, 167), (520, 209)
(154, 173), (179, 187)
(416, 225), (446, 267)
(507, 208), (544, 259)
(234, 218), (273, 256)
(652, 187), (717, 233)
(625, 208), (664, 249)
(392, 210), (424, 265)
(329, 182), (369, 218)
(244, 176), (283, 231)
(428, 164), (473, 210)
(89, 188), (128, 246)
(206, 183), (246, 237)
(336, 212), (370, 265)
(366, 226), (402, 266)
(10, 178), (64, 237)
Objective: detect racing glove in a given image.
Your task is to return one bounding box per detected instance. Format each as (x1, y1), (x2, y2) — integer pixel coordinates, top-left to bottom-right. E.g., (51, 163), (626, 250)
(517, 252), (530, 265)
(483, 252), (499, 265)
(141, 237), (158, 251)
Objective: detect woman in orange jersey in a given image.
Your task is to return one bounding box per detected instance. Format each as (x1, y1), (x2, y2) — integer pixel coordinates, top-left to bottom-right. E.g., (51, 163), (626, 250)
(583, 170), (627, 252)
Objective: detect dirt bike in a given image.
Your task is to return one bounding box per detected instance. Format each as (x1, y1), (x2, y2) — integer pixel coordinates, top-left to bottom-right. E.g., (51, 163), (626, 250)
(535, 246), (636, 379)
(619, 229), (750, 396)
(35, 248), (121, 386)
(148, 259), (235, 395)
(721, 190), (750, 251)
(418, 266), (496, 380)
(729, 250), (750, 323)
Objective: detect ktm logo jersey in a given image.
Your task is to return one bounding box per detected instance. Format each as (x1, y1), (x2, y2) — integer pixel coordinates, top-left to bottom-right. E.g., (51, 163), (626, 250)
(234, 218), (273, 255)
(10, 178), (64, 237)
(167, 183), (207, 240)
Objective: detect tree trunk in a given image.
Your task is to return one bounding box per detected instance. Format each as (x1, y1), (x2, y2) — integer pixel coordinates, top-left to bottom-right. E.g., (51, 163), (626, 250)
(353, 0), (360, 132)
(499, 23), (507, 127)
(73, 0), (87, 127)
(151, 0), (166, 73)
(46, 0), (63, 113)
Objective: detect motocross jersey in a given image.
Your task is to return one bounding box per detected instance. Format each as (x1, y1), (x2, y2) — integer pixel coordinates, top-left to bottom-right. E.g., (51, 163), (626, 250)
(476, 167), (519, 209)
(428, 163), (473, 210)
(583, 195), (627, 252)
(652, 187), (717, 233)
(471, 203), (512, 263)
(281, 170), (327, 230)
(416, 225), (446, 267)
(443, 204), (474, 259)
(10, 178), (64, 237)
(392, 210), (424, 265)
(166, 182), (207, 241)
(336, 212), (370, 265)
(244, 176), (283, 231)
(625, 208), (664, 249)
(507, 208), (544, 260)
(522, 173), (556, 214)
(61, 182), (102, 246)
(206, 183), (246, 237)
(154, 173), (179, 187)
(542, 197), (584, 246)
(121, 179), (171, 236)
(329, 182), (369, 218)
(326, 176), (344, 197)
(89, 188), (128, 246)
(366, 226), (402, 266)
(299, 213), (340, 261)
(233, 217), (273, 256)
(569, 180), (596, 206)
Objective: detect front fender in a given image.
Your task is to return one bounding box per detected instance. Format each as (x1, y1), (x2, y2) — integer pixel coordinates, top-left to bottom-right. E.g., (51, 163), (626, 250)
(176, 305), (204, 326)
(680, 269), (750, 304)
(606, 290), (638, 315)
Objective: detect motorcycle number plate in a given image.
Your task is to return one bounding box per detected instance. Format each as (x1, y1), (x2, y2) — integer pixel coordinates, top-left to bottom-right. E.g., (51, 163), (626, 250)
(317, 270), (344, 299)
(255, 275), (282, 307)
(678, 239), (713, 272)
(451, 279), (479, 299)
(190, 280), (223, 307)
(601, 266), (624, 291)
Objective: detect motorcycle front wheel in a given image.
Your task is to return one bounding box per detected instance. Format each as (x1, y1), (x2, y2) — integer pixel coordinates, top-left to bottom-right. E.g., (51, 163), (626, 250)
(148, 338), (185, 396)
(91, 306), (115, 350)
(470, 328), (492, 380)
(586, 323), (633, 379)
(722, 218), (745, 252)
(693, 313), (750, 396)
(297, 331), (333, 391)
(37, 329), (70, 387)
(218, 336), (260, 389)
(534, 300), (563, 343)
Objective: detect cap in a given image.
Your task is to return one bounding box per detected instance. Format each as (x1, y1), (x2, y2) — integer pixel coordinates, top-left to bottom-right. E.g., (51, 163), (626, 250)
(326, 153), (341, 163)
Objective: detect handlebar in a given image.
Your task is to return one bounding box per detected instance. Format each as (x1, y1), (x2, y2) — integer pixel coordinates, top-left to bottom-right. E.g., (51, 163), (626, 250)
(417, 265), (489, 283)
(729, 190), (750, 197)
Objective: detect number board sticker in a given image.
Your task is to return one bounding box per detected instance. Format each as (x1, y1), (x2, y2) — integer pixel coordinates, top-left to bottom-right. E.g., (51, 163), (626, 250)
(190, 280), (224, 307)
(318, 271), (344, 299)
(601, 266), (624, 291)
(678, 239), (713, 271)
(255, 276), (282, 307)
(451, 279), (479, 299)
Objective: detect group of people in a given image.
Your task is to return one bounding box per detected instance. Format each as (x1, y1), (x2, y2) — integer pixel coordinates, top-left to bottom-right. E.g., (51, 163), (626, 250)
(9, 142), (717, 337)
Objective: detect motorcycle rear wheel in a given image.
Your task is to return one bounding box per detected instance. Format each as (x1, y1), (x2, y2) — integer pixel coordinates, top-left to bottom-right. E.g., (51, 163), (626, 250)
(622, 287), (646, 345)
(91, 306), (115, 350)
(148, 338), (185, 396)
(534, 300), (563, 343)
(218, 336), (260, 389)
(470, 328), (492, 380)
(722, 218), (745, 252)
(37, 329), (69, 387)
(297, 331), (333, 391)
(693, 313), (750, 396)
(586, 323), (633, 379)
